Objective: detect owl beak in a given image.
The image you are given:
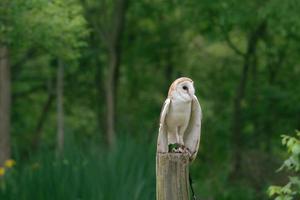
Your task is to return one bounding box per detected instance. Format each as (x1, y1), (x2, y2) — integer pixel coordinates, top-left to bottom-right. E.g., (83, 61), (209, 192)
(187, 90), (193, 98)
(188, 88), (195, 98)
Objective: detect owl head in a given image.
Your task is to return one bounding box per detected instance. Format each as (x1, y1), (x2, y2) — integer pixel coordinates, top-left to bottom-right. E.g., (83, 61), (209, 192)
(168, 77), (195, 101)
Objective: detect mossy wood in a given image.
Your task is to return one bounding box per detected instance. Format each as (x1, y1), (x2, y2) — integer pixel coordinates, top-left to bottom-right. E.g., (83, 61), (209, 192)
(156, 153), (190, 200)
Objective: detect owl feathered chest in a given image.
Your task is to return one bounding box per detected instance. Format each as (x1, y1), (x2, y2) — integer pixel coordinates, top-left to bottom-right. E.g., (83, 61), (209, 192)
(166, 99), (192, 127)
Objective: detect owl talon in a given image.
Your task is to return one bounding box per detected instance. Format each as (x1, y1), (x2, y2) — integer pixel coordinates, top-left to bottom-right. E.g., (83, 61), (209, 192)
(168, 143), (192, 155)
(185, 148), (192, 157)
(177, 147), (184, 153)
(181, 146), (192, 157)
(169, 143), (184, 153)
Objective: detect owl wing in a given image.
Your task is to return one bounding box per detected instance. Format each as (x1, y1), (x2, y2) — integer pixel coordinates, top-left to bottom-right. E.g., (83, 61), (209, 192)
(184, 95), (202, 162)
(157, 98), (171, 153)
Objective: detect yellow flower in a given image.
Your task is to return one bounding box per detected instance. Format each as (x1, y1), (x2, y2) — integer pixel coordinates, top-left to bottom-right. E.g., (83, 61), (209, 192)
(0, 167), (5, 176)
(4, 159), (16, 168)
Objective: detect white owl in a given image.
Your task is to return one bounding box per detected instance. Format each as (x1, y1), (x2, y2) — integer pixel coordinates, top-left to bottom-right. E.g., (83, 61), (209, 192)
(157, 77), (202, 161)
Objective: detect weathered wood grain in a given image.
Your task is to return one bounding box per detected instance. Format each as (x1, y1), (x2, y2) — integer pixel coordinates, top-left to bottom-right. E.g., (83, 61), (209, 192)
(156, 153), (190, 200)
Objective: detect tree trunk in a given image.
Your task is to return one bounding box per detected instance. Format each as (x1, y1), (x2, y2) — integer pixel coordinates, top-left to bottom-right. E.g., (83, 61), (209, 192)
(156, 153), (190, 200)
(31, 91), (55, 151)
(56, 61), (64, 155)
(106, 50), (118, 146)
(82, 0), (128, 146)
(231, 52), (251, 179)
(95, 62), (104, 136)
(249, 50), (259, 145)
(104, 0), (128, 147)
(264, 47), (286, 152)
(0, 46), (11, 166)
(230, 22), (266, 180)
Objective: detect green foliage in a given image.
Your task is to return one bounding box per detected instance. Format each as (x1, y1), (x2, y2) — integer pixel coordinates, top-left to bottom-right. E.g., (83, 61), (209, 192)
(0, 137), (156, 200)
(268, 131), (300, 200)
(0, 0), (88, 60)
(1, 0), (300, 199)
(22, 0), (88, 60)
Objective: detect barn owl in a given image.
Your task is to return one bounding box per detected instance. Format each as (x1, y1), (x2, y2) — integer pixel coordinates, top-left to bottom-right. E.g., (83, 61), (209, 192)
(157, 77), (202, 161)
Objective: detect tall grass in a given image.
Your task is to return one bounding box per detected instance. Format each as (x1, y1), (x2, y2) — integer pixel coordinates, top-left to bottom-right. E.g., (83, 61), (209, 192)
(0, 137), (156, 200)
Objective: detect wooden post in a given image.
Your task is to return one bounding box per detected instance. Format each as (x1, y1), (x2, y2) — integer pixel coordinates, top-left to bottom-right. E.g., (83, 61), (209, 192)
(156, 153), (190, 200)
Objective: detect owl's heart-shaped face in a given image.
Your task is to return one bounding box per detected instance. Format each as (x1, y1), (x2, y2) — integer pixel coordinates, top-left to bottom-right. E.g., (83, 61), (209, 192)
(175, 81), (194, 100)
(168, 78), (195, 102)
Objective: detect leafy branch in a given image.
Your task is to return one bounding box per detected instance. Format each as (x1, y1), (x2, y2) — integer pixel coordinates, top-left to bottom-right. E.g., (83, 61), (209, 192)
(268, 131), (300, 200)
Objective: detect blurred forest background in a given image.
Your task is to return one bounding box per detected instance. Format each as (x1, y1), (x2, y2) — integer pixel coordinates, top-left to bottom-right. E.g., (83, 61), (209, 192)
(1, 0), (300, 199)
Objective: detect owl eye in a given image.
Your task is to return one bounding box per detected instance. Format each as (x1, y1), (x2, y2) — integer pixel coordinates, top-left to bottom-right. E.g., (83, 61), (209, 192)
(182, 86), (188, 90)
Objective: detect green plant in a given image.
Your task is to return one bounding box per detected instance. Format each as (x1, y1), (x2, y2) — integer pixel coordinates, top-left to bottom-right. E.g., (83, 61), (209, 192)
(268, 130), (300, 200)
(0, 136), (156, 200)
